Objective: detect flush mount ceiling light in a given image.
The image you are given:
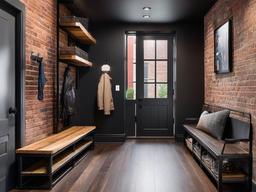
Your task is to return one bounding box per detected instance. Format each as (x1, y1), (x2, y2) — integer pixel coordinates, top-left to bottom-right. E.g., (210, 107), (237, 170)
(143, 7), (151, 11)
(143, 15), (150, 19)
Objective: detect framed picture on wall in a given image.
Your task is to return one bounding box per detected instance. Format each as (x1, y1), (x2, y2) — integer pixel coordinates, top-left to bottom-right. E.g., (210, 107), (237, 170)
(214, 20), (232, 74)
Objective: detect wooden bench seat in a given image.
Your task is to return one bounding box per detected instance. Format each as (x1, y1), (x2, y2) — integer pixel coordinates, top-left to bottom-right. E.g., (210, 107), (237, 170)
(17, 126), (95, 155)
(16, 126), (96, 189)
(183, 124), (248, 156)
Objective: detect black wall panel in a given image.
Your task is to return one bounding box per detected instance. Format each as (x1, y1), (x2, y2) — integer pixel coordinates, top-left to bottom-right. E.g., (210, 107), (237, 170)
(75, 21), (204, 141)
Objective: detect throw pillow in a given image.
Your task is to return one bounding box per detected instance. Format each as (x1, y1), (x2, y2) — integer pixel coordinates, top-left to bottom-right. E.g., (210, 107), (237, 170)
(196, 110), (230, 140)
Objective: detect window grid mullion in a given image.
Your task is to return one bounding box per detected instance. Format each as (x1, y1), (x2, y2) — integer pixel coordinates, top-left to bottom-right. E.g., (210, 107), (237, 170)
(154, 40), (157, 98)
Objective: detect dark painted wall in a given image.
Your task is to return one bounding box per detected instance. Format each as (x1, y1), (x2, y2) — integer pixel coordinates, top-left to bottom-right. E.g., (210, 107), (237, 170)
(75, 21), (204, 141)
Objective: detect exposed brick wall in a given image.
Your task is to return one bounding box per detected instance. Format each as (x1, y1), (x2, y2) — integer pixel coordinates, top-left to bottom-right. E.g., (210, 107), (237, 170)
(204, 0), (256, 180)
(20, 0), (79, 144)
(20, 0), (57, 145)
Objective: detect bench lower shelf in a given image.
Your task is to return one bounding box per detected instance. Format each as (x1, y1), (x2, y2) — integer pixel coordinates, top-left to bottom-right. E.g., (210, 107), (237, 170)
(17, 126), (96, 189)
(184, 133), (250, 191)
(22, 140), (93, 175)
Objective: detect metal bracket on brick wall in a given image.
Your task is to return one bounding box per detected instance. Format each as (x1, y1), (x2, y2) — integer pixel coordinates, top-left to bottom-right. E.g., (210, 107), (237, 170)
(31, 52), (43, 63)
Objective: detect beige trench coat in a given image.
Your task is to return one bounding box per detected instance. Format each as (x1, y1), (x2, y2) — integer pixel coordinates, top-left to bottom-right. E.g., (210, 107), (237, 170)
(97, 73), (114, 115)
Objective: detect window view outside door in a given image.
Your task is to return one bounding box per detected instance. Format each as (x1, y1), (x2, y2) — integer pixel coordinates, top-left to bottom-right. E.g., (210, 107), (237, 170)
(144, 40), (168, 98)
(126, 35), (136, 100)
(126, 35), (168, 100)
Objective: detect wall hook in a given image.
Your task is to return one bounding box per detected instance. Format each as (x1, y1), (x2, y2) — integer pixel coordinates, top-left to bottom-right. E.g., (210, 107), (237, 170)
(31, 52), (43, 63)
(101, 64), (111, 72)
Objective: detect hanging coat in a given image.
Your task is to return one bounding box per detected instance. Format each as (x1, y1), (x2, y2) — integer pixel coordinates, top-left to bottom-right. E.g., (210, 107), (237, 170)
(38, 62), (47, 100)
(61, 67), (76, 125)
(97, 73), (114, 115)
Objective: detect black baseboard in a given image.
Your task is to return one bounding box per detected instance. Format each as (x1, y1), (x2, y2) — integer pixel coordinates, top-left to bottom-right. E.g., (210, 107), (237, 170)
(95, 134), (126, 142)
(175, 134), (184, 142)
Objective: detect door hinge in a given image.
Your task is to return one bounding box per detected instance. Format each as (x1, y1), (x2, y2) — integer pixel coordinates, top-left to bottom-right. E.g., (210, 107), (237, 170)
(134, 116), (137, 122)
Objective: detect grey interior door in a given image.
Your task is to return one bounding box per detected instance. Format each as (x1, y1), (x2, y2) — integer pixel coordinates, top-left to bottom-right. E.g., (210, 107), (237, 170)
(0, 8), (16, 191)
(137, 34), (173, 136)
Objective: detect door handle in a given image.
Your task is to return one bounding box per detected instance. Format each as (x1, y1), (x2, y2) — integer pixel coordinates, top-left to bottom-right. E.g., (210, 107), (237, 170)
(8, 107), (17, 115)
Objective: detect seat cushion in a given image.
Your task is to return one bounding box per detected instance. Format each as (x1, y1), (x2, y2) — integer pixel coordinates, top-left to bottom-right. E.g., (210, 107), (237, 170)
(196, 110), (230, 140)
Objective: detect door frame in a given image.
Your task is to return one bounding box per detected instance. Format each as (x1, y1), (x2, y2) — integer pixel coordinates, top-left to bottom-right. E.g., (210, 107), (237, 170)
(0, 0), (25, 148)
(124, 31), (176, 138)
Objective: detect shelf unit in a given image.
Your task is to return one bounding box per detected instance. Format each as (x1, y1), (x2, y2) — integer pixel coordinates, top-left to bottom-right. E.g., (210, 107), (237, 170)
(58, 16), (95, 68)
(56, 1), (97, 132)
(58, 17), (96, 67)
(16, 126), (96, 189)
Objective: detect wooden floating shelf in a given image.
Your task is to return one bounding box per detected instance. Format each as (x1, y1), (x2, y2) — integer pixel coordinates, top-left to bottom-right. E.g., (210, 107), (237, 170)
(60, 20), (96, 45)
(59, 54), (93, 67)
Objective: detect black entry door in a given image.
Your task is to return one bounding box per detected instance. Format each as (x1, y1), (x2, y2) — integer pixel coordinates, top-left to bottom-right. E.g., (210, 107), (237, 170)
(0, 8), (16, 191)
(137, 34), (173, 136)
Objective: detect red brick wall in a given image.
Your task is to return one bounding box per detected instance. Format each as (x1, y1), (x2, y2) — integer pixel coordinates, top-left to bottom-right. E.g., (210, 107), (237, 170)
(20, 0), (57, 145)
(204, 0), (256, 180)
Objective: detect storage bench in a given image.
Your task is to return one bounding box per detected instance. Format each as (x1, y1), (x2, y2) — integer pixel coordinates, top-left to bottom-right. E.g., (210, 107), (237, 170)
(16, 126), (96, 189)
(183, 105), (252, 192)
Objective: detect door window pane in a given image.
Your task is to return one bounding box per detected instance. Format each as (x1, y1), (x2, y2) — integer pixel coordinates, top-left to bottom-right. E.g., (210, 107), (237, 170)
(156, 40), (168, 59)
(157, 84), (168, 98)
(133, 43), (136, 63)
(126, 35), (136, 100)
(144, 40), (155, 59)
(144, 61), (155, 82)
(126, 83), (136, 100)
(133, 64), (136, 82)
(144, 84), (155, 98)
(156, 61), (168, 82)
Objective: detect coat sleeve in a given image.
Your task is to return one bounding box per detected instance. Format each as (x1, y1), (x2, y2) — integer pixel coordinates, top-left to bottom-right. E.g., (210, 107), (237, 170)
(104, 74), (114, 115)
(97, 74), (104, 110)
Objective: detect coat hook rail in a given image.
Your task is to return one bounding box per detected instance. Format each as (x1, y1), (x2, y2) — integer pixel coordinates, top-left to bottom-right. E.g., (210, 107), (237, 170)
(31, 52), (43, 63)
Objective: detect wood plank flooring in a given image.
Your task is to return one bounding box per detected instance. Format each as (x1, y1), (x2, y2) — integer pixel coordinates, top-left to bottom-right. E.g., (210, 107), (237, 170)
(12, 139), (244, 192)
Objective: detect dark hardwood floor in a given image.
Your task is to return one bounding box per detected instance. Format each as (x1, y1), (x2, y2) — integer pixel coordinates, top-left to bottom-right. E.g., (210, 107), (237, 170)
(13, 139), (243, 192)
